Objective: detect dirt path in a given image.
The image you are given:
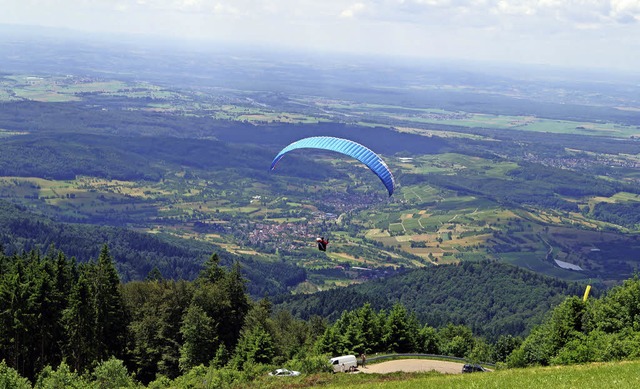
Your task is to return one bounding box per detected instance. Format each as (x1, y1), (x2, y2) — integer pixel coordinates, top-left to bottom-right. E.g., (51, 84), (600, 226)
(360, 359), (465, 374)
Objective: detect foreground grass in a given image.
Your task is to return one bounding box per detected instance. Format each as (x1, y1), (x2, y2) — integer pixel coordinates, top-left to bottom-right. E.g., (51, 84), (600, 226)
(249, 360), (640, 389)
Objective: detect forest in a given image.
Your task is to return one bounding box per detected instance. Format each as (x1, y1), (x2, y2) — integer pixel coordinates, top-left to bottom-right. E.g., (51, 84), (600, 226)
(0, 245), (502, 386)
(2, 244), (640, 388)
(274, 261), (586, 341)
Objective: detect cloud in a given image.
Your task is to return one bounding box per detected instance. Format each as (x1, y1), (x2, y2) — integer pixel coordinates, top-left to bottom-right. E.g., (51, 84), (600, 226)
(1, 0), (639, 71)
(340, 2), (366, 18)
(381, 0), (640, 27)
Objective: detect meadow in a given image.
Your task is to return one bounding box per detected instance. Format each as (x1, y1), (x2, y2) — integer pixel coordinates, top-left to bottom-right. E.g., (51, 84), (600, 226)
(246, 360), (640, 389)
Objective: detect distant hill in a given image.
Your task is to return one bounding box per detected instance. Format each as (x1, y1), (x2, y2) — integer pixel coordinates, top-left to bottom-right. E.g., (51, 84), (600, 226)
(275, 260), (586, 341)
(0, 199), (305, 296)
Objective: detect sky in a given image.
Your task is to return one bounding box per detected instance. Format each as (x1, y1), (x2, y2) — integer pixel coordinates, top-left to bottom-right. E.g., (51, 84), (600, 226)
(2, 0), (640, 72)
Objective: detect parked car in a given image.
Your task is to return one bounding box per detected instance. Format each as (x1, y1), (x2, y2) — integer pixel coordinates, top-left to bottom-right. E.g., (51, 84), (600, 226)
(329, 355), (358, 373)
(462, 364), (488, 373)
(268, 368), (301, 377)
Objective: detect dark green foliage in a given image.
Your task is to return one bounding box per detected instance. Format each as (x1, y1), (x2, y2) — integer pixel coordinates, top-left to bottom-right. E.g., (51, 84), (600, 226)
(492, 334), (522, 363)
(592, 201), (640, 228)
(277, 261), (583, 341)
(232, 327), (276, 367)
(8, 242), (640, 386)
(312, 302), (497, 361)
(122, 279), (192, 381)
(92, 357), (136, 389)
(35, 361), (90, 388)
(0, 199), (209, 281)
(62, 272), (98, 373)
(0, 246), (255, 384)
(438, 324), (476, 358)
(417, 325), (440, 354)
(179, 255), (250, 373)
(0, 249), (74, 379)
(383, 303), (418, 353)
(93, 245), (128, 361)
(0, 133), (162, 181)
(178, 304), (218, 371)
(0, 360), (31, 389)
(509, 277), (640, 367)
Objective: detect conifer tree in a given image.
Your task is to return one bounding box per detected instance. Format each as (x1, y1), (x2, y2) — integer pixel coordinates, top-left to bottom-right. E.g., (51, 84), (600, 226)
(93, 244), (128, 361)
(179, 304), (218, 371)
(356, 303), (380, 353)
(218, 261), (250, 352)
(63, 272), (98, 372)
(232, 327), (275, 367)
(198, 253), (225, 284)
(383, 303), (415, 353)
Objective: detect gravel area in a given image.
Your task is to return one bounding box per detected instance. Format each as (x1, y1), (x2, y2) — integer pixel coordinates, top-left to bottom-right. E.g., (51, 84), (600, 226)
(360, 359), (465, 374)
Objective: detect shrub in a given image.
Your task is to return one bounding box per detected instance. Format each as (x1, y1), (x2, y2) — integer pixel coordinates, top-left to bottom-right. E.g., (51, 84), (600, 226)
(285, 355), (332, 374)
(92, 357), (136, 389)
(0, 360), (31, 389)
(35, 362), (89, 389)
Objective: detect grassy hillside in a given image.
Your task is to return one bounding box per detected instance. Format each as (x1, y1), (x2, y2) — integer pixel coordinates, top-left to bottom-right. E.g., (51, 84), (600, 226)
(314, 360), (640, 389)
(276, 261), (586, 340)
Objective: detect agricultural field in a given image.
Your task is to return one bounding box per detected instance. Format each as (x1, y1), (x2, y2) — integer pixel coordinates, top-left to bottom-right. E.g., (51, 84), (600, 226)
(0, 167), (409, 291)
(2, 70), (640, 288)
(305, 99), (640, 138)
(5, 73), (638, 137)
(352, 152), (640, 282)
(2, 137), (640, 286)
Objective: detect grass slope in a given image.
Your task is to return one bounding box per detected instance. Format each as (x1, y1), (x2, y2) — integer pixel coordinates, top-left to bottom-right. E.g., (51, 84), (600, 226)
(338, 361), (640, 389)
(246, 360), (640, 388)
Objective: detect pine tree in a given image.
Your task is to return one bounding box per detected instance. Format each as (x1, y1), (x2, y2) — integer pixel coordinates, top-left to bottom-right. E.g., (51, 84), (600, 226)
(63, 272), (97, 372)
(93, 244), (128, 361)
(383, 303), (415, 353)
(198, 253), (225, 284)
(356, 303), (380, 353)
(315, 326), (343, 355)
(179, 304), (218, 371)
(218, 262), (250, 352)
(232, 327), (275, 367)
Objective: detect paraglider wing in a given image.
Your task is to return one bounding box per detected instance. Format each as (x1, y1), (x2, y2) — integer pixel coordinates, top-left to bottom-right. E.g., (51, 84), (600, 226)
(270, 136), (395, 196)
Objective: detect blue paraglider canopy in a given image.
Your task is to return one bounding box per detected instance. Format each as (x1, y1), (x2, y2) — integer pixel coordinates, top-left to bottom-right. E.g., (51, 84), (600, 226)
(270, 136), (396, 196)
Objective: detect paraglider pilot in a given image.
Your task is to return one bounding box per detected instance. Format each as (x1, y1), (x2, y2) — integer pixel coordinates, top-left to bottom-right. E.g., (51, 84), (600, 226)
(317, 237), (328, 251)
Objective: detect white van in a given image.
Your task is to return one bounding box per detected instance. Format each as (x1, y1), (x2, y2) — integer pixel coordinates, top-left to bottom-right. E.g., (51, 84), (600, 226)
(329, 355), (358, 373)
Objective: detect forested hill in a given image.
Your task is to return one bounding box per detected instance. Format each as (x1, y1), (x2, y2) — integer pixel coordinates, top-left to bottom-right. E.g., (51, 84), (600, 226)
(275, 261), (586, 341)
(0, 200), (305, 296)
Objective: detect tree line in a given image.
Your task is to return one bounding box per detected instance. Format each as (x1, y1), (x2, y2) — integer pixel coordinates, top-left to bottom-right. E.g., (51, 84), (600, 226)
(276, 260), (585, 341)
(0, 245), (254, 384)
(3, 242), (640, 387)
(507, 276), (640, 367)
(0, 244), (514, 387)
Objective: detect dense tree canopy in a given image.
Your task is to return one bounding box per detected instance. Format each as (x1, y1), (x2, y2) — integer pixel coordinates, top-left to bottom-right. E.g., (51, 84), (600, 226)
(276, 261), (584, 340)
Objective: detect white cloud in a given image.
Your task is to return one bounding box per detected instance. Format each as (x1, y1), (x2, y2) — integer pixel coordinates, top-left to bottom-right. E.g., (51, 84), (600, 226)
(340, 2), (366, 18)
(493, 1), (536, 16)
(1, 0), (639, 71)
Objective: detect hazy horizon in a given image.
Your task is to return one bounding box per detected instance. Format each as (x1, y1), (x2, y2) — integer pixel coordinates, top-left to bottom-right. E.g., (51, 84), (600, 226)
(2, 1), (640, 74)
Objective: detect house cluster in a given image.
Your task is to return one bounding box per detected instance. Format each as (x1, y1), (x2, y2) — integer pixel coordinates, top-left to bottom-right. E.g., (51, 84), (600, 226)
(527, 154), (640, 175)
(248, 221), (316, 250)
(320, 192), (384, 213)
